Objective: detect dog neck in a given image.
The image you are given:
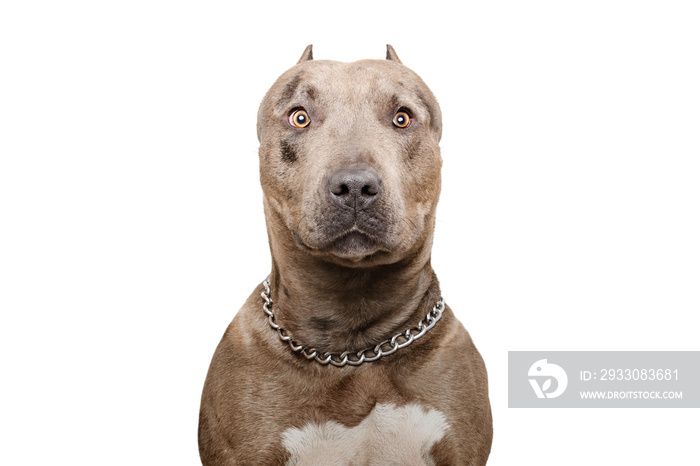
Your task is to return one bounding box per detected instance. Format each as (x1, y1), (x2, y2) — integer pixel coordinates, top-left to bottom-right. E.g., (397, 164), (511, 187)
(266, 228), (441, 354)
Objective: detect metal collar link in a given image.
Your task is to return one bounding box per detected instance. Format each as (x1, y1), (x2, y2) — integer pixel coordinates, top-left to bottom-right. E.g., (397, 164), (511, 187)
(261, 278), (445, 367)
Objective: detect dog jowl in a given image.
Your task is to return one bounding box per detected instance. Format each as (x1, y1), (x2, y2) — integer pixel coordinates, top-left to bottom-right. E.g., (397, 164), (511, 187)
(199, 46), (493, 466)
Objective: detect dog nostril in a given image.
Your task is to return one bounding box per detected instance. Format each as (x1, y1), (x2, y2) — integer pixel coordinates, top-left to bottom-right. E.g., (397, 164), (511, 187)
(332, 184), (350, 196)
(362, 185), (378, 196)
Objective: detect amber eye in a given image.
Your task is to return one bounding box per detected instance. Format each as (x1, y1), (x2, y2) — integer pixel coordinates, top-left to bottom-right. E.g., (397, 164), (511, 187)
(393, 111), (411, 128)
(289, 109), (310, 128)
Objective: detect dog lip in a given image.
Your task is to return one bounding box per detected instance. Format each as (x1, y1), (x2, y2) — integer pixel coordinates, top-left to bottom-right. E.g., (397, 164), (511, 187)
(324, 226), (379, 246)
(294, 226), (386, 253)
(322, 230), (380, 257)
(292, 229), (313, 250)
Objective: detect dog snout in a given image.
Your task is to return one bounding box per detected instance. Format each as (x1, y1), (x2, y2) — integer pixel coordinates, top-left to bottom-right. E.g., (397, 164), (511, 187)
(328, 166), (383, 210)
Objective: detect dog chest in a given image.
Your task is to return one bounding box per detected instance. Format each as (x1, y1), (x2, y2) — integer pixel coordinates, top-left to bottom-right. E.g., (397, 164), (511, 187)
(280, 402), (450, 466)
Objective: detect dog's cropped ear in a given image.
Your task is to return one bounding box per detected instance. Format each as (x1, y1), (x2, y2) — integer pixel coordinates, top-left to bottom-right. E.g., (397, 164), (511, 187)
(297, 45), (313, 64)
(386, 44), (402, 64)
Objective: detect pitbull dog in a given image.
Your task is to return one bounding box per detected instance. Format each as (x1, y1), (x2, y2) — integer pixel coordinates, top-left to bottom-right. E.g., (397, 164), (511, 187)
(199, 45), (493, 465)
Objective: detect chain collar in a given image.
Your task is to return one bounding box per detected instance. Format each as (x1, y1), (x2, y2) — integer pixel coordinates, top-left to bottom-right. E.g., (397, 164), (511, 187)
(260, 278), (445, 367)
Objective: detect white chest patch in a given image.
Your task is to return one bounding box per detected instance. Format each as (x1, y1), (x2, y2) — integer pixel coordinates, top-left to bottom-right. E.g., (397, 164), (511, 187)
(281, 402), (450, 466)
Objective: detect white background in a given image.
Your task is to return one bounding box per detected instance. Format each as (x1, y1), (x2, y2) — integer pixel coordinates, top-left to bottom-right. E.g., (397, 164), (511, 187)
(1, 1), (698, 464)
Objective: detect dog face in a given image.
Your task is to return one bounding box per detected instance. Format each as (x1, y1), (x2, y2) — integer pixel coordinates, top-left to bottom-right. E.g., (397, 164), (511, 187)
(257, 47), (442, 266)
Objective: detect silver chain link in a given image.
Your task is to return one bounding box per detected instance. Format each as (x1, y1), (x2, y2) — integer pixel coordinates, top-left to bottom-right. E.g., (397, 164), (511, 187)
(261, 278), (445, 367)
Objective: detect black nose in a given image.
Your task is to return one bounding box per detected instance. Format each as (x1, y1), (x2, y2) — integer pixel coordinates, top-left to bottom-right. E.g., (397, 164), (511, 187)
(328, 166), (383, 210)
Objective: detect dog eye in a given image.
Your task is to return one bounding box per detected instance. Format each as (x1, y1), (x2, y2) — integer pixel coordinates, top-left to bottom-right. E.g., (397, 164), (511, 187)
(393, 110), (411, 128)
(289, 109), (311, 128)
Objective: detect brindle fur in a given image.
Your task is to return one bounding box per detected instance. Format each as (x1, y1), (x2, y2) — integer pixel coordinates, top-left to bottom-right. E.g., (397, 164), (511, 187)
(199, 45), (493, 465)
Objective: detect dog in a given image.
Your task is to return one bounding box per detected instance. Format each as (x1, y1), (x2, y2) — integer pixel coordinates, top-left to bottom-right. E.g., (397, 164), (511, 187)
(199, 45), (493, 465)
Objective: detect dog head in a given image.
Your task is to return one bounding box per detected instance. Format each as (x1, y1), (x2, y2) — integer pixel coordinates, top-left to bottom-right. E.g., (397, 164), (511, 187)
(257, 45), (442, 266)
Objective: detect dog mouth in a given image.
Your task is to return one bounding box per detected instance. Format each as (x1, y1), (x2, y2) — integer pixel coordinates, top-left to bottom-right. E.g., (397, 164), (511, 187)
(293, 227), (385, 261)
(323, 230), (379, 256)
